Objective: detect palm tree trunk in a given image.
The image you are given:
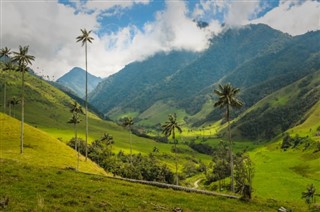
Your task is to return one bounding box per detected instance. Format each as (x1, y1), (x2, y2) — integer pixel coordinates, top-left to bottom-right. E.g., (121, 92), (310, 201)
(20, 71), (25, 154)
(85, 41), (88, 162)
(173, 132), (178, 186)
(3, 82), (6, 113)
(74, 123), (77, 151)
(75, 122), (79, 171)
(8, 103), (11, 116)
(227, 105), (234, 192)
(129, 130), (132, 165)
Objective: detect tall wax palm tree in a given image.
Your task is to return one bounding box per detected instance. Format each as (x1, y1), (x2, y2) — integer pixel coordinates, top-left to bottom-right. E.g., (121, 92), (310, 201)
(122, 117), (134, 165)
(68, 101), (84, 170)
(162, 113), (182, 185)
(12, 46), (35, 154)
(214, 83), (243, 192)
(76, 28), (94, 161)
(0, 47), (12, 113)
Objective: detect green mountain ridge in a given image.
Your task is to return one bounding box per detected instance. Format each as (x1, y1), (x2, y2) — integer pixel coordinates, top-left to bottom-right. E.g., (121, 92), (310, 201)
(88, 24), (320, 142)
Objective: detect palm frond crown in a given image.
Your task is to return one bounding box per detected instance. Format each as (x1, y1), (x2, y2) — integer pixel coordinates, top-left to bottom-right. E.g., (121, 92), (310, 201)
(214, 83), (243, 109)
(76, 29), (94, 46)
(0, 47), (11, 58)
(12, 46), (35, 71)
(70, 101), (85, 115)
(162, 113), (182, 139)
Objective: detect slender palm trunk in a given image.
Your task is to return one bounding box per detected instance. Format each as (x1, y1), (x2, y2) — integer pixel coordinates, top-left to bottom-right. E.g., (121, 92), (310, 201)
(74, 123), (77, 151)
(173, 132), (178, 185)
(3, 82), (6, 113)
(75, 122), (79, 171)
(129, 129), (132, 165)
(8, 103), (11, 116)
(85, 42), (88, 161)
(13, 104), (15, 118)
(227, 105), (234, 192)
(20, 71), (25, 154)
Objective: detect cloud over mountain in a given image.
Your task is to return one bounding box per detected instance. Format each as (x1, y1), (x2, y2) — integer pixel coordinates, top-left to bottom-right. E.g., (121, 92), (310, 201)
(1, 0), (319, 79)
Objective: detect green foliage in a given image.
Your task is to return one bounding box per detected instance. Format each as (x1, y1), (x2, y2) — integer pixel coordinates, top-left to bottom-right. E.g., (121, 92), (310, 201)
(281, 134), (313, 150)
(206, 141), (231, 187)
(68, 137), (86, 155)
(182, 161), (199, 178)
(188, 140), (214, 155)
(234, 154), (255, 201)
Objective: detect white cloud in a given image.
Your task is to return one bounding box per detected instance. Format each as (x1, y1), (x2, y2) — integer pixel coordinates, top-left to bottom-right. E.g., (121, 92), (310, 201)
(223, 1), (263, 26)
(252, 0), (320, 35)
(2, 1), (99, 79)
(2, 0), (319, 80)
(1, 0), (219, 79)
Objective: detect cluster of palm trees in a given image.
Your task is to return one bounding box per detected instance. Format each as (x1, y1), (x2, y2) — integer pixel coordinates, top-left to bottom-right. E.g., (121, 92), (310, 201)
(1, 45), (35, 154)
(67, 101), (85, 170)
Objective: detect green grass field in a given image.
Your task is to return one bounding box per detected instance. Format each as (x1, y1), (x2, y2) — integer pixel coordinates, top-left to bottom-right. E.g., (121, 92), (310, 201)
(0, 159), (306, 212)
(250, 143), (320, 202)
(1, 69), (320, 210)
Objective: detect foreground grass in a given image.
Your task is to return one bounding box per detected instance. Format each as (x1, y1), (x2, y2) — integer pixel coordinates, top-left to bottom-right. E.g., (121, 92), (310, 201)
(0, 159), (302, 212)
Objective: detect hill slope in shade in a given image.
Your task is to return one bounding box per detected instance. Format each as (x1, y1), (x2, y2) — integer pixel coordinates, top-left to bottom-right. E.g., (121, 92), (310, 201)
(0, 113), (106, 175)
(56, 67), (102, 98)
(233, 71), (320, 140)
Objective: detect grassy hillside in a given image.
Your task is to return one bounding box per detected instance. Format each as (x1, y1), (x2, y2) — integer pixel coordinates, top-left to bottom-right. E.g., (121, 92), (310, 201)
(234, 71), (320, 140)
(0, 70), (212, 169)
(0, 159), (306, 211)
(251, 141), (320, 202)
(0, 113), (105, 174)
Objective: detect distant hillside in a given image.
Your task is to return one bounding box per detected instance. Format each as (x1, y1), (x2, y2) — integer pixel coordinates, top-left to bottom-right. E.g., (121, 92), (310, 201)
(89, 51), (199, 113)
(233, 71), (320, 140)
(56, 67), (102, 98)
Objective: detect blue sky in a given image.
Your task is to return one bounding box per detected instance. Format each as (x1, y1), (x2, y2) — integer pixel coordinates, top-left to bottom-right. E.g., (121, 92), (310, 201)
(58, 0), (281, 38)
(1, 0), (320, 78)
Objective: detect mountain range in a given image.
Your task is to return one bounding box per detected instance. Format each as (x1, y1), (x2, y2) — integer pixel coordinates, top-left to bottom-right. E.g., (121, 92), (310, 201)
(56, 67), (102, 98)
(62, 24), (320, 140)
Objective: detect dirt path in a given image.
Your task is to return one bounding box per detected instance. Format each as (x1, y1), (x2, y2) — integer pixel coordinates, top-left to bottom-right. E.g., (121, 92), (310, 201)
(193, 179), (202, 189)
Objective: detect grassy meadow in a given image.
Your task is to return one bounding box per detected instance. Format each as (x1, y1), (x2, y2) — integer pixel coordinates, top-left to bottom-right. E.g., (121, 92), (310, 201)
(1, 69), (320, 211)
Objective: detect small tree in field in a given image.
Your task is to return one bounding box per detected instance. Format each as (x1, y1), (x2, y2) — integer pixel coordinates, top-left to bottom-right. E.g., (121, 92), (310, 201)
(234, 154), (254, 201)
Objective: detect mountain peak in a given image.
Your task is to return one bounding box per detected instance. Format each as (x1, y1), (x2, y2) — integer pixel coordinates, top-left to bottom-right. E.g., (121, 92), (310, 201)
(56, 67), (102, 98)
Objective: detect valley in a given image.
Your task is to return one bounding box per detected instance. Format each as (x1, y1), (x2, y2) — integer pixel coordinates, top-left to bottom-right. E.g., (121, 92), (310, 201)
(1, 22), (320, 211)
